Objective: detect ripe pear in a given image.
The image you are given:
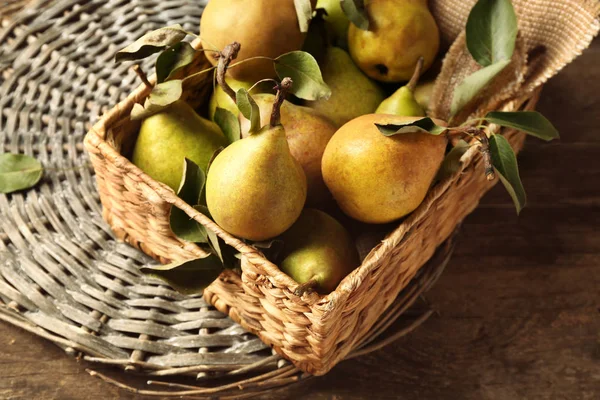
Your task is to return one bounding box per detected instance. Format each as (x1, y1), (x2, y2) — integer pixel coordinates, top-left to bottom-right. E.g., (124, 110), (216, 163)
(239, 93), (336, 206)
(376, 57), (426, 116)
(206, 118), (307, 241)
(132, 101), (228, 191)
(348, 0), (440, 82)
(200, 0), (316, 82)
(280, 209), (359, 294)
(321, 114), (447, 223)
(306, 46), (385, 127)
(317, 0), (349, 46)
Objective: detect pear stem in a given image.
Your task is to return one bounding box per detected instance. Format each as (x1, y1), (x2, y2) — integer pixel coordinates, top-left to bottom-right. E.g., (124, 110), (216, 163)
(270, 77), (293, 127)
(133, 64), (152, 90)
(294, 278), (319, 296)
(216, 42), (241, 103)
(476, 131), (495, 181)
(407, 56), (424, 92)
(446, 126), (496, 181)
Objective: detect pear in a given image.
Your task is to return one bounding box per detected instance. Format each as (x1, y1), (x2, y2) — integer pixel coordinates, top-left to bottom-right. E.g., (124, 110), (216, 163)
(200, 0), (316, 82)
(280, 208), (359, 294)
(239, 93), (336, 206)
(317, 0), (350, 46)
(348, 0), (440, 82)
(206, 81), (307, 241)
(208, 77), (253, 120)
(376, 57), (426, 117)
(306, 47), (385, 127)
(132, 101), (228, 191)
(321, 114), (447, 223)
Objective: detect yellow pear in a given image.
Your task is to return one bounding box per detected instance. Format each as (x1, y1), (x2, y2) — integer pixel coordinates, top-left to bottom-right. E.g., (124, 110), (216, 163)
(376, 57), (426, 116)
(280, 209), (359, 294)
(306, 46), (385, 127)
(321, 114), (447, 223)
(348, 0), (440, 82)
(200, 0), (316, 82)
(317, 0), (350, 46)
(239, 93), (336, 206)
(132, 101), (228, 191)
(206, 97), (307, 240)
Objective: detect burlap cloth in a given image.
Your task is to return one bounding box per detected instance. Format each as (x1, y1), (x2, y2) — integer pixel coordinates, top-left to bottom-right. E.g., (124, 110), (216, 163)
(429, 0), (600, 121)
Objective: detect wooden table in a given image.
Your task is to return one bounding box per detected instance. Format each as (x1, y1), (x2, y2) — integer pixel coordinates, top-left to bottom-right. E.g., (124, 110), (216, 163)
(1, 15), (599, 400)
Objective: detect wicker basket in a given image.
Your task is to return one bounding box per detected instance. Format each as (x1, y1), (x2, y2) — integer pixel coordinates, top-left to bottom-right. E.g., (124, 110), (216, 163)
(83, 0), (599, 376)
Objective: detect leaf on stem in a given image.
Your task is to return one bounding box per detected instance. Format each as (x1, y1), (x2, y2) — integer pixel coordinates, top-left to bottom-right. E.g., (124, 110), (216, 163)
(0, 153), (43, 194)
(170, 158), (208, 243)
(466, 0), (518, 66)
(214, 107), (241, 144)
(340, 0), (369, 31)
(156, 42), (197, 83)
(131, 80), (183, 120)
(294, 0), (313, 33)
(484, 111), (559, 141)
(450, 59), (510, 117)
(274, 51), (331, 101)
(489, 134), (526, 214)
(236, 88), (261, 133)
(141, 254), (224, 295)
(115, 25), (188, 62)
(436, 140), (471, 182)
(375, 117), (447, 136)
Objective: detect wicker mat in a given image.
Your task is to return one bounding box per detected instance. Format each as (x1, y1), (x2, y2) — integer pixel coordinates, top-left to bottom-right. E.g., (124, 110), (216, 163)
(0, 0), (453, 397)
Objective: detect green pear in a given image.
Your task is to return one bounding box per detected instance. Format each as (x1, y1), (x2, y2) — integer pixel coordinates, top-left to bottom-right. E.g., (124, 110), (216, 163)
(317, 0), (350, 46)
(322, 114), (447, 223)
(348, 0), (440, 82)
(280, 208), (359, 294)
(208, 77), (253, 121)
(376, 85), (425, 116)
(239, 93), (336, 206)
(132, 101), (228, 191)
(306, 47), (385, 127)
(206, 121), (307, 241)
(200, 0), (317, 82)
(376, 57), (426, 116)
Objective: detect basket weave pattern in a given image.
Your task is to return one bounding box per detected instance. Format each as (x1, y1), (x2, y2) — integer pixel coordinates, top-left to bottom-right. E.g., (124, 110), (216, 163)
(83, 0), (599, 376)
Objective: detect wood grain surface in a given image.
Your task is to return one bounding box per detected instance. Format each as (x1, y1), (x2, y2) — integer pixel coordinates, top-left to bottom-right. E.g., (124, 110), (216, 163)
(1, 12), (599, 400)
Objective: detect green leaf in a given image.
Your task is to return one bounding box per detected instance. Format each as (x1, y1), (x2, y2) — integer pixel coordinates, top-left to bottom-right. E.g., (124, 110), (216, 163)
(236, 88), (261, 133)
(0, 154), (43, 194)
(489, 134), (526, 214)
(451, 59), (510, 116)
(375, 117), (447, 136)
(252, 239), (285, 262)
(214, 107), (241, 144)
(484, 111), (559, 141)
(274, 51), (331, 101)
(436, 140), (471, 182)
(207, 230), (223, 263)
(341, 0), (369, 31)
(294, 0), (313, 33)
(170, 158), (208, 243)
(141, 254), (224, 295)
(156, 42), (196, 83)
(148, 79), (183, 107)
(115, 24), (188, 62)
(466, 0), (518, 66)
